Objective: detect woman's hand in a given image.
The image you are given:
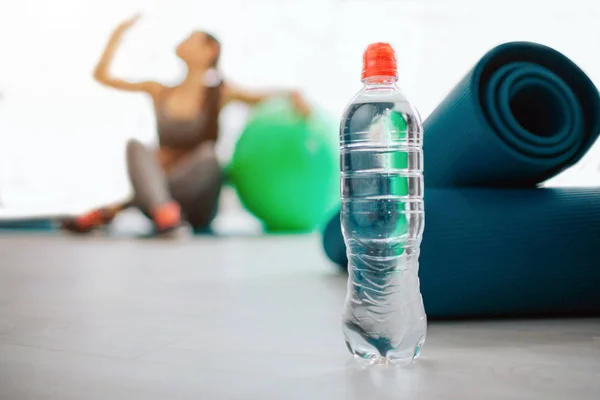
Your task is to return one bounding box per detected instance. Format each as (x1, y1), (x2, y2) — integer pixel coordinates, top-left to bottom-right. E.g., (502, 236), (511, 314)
(289, 90), (311, 118)
(93, 13), (161, 95)
(114, 14), (141, 34)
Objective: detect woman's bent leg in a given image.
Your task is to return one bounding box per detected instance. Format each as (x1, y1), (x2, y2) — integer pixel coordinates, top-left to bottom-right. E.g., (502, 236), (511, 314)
(126, 139), (183, 232)
(166, 142), (223, 229)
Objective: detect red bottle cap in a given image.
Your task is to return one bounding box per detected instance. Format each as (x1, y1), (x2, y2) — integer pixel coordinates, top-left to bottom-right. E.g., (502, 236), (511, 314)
(362, 42), (398, 80)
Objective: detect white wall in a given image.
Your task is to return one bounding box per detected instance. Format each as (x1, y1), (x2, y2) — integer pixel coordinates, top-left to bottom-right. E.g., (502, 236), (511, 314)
(0, 0), (599, 213)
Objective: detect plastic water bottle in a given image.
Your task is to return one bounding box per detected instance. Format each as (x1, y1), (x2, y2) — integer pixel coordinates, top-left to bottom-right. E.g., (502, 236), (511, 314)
(340, 43), (426, 364)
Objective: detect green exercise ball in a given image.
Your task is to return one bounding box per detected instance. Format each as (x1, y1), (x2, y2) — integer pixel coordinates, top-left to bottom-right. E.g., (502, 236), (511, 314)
(229, 96), (339, 232)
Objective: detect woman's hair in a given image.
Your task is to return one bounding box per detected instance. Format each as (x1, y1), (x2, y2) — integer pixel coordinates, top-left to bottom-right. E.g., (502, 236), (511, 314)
(204, 32), (221, 67)
(199, 32), (222, 144)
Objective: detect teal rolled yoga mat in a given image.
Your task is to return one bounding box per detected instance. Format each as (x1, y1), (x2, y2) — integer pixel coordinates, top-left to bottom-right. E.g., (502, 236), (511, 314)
(322, 42), (600, 317)
(424, 42), (600, 187)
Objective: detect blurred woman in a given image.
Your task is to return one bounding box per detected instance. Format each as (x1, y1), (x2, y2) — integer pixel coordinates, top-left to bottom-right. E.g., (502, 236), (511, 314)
(62, 14), (310, 236)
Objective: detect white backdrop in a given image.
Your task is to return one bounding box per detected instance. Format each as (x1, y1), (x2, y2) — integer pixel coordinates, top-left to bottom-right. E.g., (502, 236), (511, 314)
(0, 0), (599, 214)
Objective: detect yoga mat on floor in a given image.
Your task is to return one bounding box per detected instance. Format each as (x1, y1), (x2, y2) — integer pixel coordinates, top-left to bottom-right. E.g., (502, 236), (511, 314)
(0, 218), (56, 231)
(322, 188), (600, 318)
(0, 209), (70, 232)
(424, 42), (600, 187)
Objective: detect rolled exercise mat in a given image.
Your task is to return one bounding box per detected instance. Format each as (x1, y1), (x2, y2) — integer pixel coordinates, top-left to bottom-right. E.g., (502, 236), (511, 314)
(322, 188), (600, 318)
(424, 42), (600, 187)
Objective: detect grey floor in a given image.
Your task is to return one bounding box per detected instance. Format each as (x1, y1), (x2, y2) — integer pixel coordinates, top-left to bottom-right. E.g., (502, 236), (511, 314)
(0, 235), (598, 400)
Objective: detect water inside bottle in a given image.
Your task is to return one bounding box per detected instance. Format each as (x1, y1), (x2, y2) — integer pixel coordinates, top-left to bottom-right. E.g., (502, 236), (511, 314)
(340, 99), (426, 364)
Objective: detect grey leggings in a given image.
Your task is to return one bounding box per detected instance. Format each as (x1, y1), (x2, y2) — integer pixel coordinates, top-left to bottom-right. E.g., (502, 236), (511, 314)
(126, 139), (223, 228)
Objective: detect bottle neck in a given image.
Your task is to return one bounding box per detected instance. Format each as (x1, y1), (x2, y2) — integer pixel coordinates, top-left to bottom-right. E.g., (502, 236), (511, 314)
(361, 75), (398, 89)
